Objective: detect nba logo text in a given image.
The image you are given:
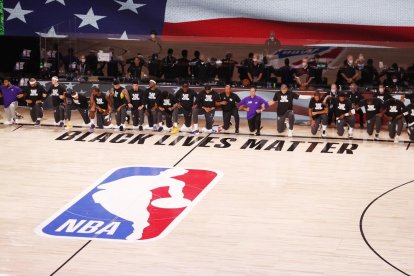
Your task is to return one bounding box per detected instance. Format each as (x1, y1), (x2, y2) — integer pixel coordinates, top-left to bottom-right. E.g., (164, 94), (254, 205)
(36, 167), (222, 241)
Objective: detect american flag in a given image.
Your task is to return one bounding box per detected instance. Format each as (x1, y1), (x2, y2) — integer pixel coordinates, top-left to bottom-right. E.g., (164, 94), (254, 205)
(3, 0), (414, 43)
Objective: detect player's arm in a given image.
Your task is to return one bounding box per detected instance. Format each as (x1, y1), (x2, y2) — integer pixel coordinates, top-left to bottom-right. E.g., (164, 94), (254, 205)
(106, 94), (113, 113)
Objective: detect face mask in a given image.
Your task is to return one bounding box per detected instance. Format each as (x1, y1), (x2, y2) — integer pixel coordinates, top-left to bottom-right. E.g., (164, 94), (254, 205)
(348, 60), (353, 65)
(393, 78), (398, 83)
(150, 34), (155, 39)
(302, 62), (307, 67)
(81, 59), (86, 63)
(253, 58), (258, 62)
(331, 89), (337, 93)
(379, 88), (384, 93)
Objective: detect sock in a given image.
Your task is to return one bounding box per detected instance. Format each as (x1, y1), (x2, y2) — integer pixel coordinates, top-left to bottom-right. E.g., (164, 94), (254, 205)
(193, 124), (198, 130)
(322, 125), (327, 131)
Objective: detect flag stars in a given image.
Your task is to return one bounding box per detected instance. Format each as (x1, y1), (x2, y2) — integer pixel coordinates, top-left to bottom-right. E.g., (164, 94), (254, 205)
(74, 7), (106, 30)
(45, 0), (66, 5)
(114, 0), (145, 14)
(4, 2), (34, 23)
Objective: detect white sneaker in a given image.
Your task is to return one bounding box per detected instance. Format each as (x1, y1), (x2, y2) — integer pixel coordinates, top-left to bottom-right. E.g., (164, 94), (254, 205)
(3, 121), (12, 125)
(288, 129), (293, 137)
(104, 124), (113, 129)
(204, 128), (213, 133)
(321, 130), (327, 138)
(394, 135), (399, 143)
(180, 125), (190, 132)
(201, 127), (208, 133)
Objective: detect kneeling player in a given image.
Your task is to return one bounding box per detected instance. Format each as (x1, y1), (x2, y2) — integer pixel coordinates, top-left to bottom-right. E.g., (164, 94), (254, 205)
(128, 81), (146, 131)
(90, 87), (113, 129)
(192, 85), (220, 133)
(332, 92), (355, 138)
(157, 90), (176, 131)
(358, 97), (382, 140)
(65, 90), (92, 129)
(308, 91), (328, 137)
(382, 97), (404, 142)
(403, 98), (414, 141)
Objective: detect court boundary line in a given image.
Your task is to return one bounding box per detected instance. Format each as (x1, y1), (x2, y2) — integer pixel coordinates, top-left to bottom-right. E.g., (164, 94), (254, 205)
(359, 179), (414, 276)
(49, 134), (211, 275)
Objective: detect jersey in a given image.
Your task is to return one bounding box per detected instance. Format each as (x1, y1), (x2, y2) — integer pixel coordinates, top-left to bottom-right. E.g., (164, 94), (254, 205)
(128, 88), (146, 109)
(272, 91), (300, 116)
(358, 98), (382, 120)
(383, 99), (404, 118)
(197, 90), (219, 108)
(23, 83), (46, 107)
(219, 92), (241, 112)
(94, 93), (109, 111)
(403, 103), (414, 125)
(157, 93), (176, 109)
(308, 97), (327, 119)
(332, 98), (353, 117)
(111, 86), (128, 109)
(175, 89), (197, 110)
(47, 84), (66, 107)
(145, 88), (161, 108)
(66, 93), (89, 109)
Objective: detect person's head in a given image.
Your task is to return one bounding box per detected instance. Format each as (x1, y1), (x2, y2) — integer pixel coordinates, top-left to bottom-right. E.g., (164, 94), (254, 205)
(248, 52), (254, 59)
(314, 91), (321, 101)
(280, 84), (288, 93)
(149, 79), (156, 88)
(181, 49), (188, 58)
(367, 58), (373, 66)
(194, 50), (200, 59)
(161, 90), (169, 99)
(338, 92), (346, 102)
(80, 55), (86, 63)
(167, 48), (173, 56)
(330, 83), (337, 92)
(378, 84), (385, 93)
(269, 31), (275, 41)
(225, 52), (232, 60)
(51, 76), (59, 86)
(151, 53), (158, 60)
(29, 78), (37, 87)
(205, 85), (212, 93)
(133, 57), (140, 65)
(224, 84), (231, 94)
(3, 77), (11, 87)
(92, 87), (100, 96)
(302, 57), (308, 68)
(132, 80), (139, 90)
(252, 54), (259, 63)
(71, 90), (79, 99)
(113, 80), (121, 89)
(350, 82), (357, 92)
(347, 55), (354, 66)
(284, 58), (290, 66)
(392, 63), (399, 70)
(314, 54), (320, 62)
(249, 86), (256, 97)
(182, 83), (189, 92)
(150, 30), (157, 40)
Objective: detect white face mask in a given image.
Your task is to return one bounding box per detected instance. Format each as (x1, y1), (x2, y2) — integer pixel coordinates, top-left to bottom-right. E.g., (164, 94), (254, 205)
(253, 58), (258, 62)
(331, 89), (337, 93)
(302, 62), (307, 67)
(81, 59), (86, 63)
(393, 78), (398, 83)
(379, 88), (384, 93)
(150, 34), (155, 39)
(348, 60), (353, 65)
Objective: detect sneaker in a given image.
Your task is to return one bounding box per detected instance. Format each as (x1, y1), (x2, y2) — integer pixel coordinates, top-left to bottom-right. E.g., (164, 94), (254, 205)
(394, 135), (399, 143)
(59, 121), (65, 128)
(89, 123), (96, 132)
(201, 127), (208, 133)
(3, 121), (12, 125)
(191, 129), (200, 135)
(157, 126), (163, 132)
(180, 125), (189, 132)
(170, 127), (179, 134)
(374, 133), (379, 140)
(152, 125), (158, 131)
(34, 120), (41, 127)
(348, 132), (353, 139)
(255, 131), (261, 136)
(125, 116), (130, 124)
(203, 128), (213, 133)
(103, 124), (113, 129)
(119, 125), (124, 132)
(321, 130), (327, 138)
(288, 129), (293, 137)
(235, 129), (239, 134)
(138, 125), (143, 131)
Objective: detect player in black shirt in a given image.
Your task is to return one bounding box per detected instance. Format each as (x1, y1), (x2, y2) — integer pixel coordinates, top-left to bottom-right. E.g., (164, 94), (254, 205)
(109, 80), (132, 131)
(308, 91), (328, 137)
(65, 90), (92, 129)
(145, 80), (162, 131)
(347, 83), (364, 129)
(270, 84), (301, 137)
(382, 97), (405, 142)
(374, 84), (392, 103)
(47, 76), (67, 127)
(192, 85), (219, 133)
(358, 97), (383, 139)
(173, 83), (197, 132)
(218, 84), (241, 133)
(128, 80), (146, 131)
(403, 98), (414, 141)
(90, 87), (113, 129)
(330, 92), (355, 138)
(23, 78), (47, 126)
(157, 91), (177, 131)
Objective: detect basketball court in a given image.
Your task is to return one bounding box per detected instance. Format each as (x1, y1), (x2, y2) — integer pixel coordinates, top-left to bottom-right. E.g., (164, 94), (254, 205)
(1, 109), (413, 276)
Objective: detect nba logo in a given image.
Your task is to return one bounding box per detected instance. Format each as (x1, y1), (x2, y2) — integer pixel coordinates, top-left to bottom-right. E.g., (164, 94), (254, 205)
(36, 166), (222, 241)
